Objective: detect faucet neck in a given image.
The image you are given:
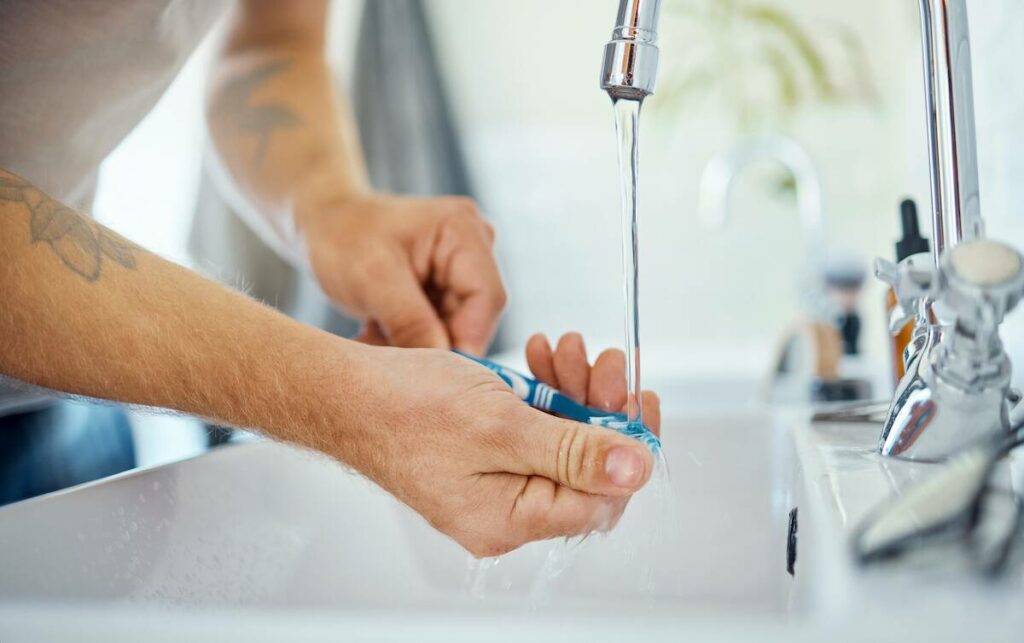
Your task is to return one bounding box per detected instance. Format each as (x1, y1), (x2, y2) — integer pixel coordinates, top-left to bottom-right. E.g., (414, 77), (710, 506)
(611, 0), (661, 43)
(918, 0), (984, 267)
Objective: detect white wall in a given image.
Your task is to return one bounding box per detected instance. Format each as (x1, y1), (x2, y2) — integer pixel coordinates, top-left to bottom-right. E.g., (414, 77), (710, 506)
(425, 0), (1023, 383)
(426, 0), (919, 379)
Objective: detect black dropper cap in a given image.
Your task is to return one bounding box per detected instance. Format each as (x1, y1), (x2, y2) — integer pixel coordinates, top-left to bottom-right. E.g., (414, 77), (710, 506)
(895, 198), (930, 261)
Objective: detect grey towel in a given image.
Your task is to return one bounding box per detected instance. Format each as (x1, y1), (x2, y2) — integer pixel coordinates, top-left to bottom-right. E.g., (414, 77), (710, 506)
(353, 0), (472, 197)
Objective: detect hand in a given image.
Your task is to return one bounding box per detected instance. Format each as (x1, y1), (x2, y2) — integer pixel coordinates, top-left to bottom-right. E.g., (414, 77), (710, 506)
(525, 332), (661, 430)
(300, 193), (506, 355)
(341, 338), (658, 557)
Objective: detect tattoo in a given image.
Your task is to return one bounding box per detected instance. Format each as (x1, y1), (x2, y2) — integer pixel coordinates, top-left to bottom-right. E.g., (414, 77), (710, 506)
(215, 59), (303, 165)
(0, 172), (137, 282)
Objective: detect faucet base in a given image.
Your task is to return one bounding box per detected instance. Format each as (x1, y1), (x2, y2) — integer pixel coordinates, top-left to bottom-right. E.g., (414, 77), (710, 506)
(878, 334), (1012, 461)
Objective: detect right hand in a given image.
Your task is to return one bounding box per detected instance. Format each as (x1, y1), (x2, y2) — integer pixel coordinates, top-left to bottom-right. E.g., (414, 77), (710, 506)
(340, 344), (657, 557)
(299, 193), (506, 356)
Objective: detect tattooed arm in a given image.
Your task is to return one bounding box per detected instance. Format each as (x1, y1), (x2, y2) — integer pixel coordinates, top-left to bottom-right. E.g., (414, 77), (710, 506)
(206, 0), (506, 355)
(0, 168), (653, 556)
(206, 1), (367, 259)
(0, 168), (362, 446)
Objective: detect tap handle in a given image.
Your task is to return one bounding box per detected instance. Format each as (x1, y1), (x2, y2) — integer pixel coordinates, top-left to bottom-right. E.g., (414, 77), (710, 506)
(936, 240), (1024, 338)
(874, 257), (900, 288)
(874, 254), (934, 334)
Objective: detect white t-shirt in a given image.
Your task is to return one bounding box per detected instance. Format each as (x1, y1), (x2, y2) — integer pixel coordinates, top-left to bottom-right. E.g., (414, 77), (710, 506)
(0, 0), (229, 415)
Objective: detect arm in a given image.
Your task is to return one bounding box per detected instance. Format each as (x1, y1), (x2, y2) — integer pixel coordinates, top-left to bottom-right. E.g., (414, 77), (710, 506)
(206, 1), (505, 354)
(0, 169), (653, 556)
(0, 169), (356, 450)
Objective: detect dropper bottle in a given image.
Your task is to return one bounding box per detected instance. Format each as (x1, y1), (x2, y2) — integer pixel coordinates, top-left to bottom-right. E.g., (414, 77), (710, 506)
(886, 199), (930, 384)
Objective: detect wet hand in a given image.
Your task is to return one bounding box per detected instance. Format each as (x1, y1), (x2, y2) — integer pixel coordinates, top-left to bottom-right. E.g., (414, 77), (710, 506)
(345, 344), (655, 558)
(525, 332), (661, 432)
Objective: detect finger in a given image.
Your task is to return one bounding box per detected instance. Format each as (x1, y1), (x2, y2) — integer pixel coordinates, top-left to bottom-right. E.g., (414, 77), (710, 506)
(588, 349), (627, 412)
(363, 261), (450, 349)
(439, 220), (506, 356)
(602, 496), (631, 532)
(510, 476), (624, 544)
(354, 320), (388, 346)
(552, 333), (590, 403)
(505, 406), (653, 497)
(525, 333), (558, 387)
(641, 390), (661, 437)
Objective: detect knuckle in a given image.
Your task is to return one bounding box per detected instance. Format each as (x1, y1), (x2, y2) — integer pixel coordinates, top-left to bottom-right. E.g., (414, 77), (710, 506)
(448, 196), (479, 215)
(513, 491), (548, 530)
(480, 219), (497, 244)
(556, 424), (589, 488)
(492, 285), (509, 311)
(444, 198), (484, 229)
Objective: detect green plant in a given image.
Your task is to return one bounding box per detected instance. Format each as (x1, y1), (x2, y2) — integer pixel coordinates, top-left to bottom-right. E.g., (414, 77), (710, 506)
(653, 0), (878, 132)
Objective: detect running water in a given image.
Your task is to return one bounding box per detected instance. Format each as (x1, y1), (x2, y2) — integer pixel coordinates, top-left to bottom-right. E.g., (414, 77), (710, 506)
(465, 556), (500, 599)
(611, 96), (680, 594)
(460, 96), (678, 605)
(612, 98), (645, 431)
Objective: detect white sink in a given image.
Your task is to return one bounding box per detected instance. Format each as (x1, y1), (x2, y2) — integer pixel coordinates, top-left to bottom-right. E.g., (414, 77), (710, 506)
(0, 412), (797, 607)
(1, 407), (1023, 641)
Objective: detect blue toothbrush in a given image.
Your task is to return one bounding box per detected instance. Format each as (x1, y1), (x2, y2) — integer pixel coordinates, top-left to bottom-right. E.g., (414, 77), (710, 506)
(455, 351), (660, 452)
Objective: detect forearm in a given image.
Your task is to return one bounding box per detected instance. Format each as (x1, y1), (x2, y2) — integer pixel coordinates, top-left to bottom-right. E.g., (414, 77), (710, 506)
(205, 1), (367, 263)
(0, 169), (364, 452)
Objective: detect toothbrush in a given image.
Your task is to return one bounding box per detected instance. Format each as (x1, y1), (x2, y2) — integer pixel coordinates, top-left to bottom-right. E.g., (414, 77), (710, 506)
(454, 351), (660, 452)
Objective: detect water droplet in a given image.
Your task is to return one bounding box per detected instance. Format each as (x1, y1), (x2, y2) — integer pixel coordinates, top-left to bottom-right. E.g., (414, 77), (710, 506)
(464, 556), (499, 599)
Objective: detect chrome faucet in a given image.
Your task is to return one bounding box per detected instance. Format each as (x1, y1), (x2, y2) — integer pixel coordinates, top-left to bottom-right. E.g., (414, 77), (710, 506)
(599, 0), (662, 101)
(917, 0), (984, 257)
(696, 136), (826, 276)
(874, 0), (1022, 460)
(601, 0), (1024, 460)
(876, 241), (1024, 459)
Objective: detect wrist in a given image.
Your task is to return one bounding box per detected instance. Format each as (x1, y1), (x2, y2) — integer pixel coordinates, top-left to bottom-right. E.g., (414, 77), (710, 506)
(305, 340), (401, 477)
(256, 327), (371, 455)
(291, 161), (371, 237)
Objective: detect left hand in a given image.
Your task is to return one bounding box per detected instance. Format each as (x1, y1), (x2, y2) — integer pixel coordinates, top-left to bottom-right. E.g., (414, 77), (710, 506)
(524, 331), (662, 533)
(525, 332), (661, 432)
(299, 193), (506, 355)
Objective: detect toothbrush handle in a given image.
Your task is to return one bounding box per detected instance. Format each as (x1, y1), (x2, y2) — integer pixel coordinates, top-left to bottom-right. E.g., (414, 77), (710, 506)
(454, 351), (539, 403)
(453, 351), (623, 423)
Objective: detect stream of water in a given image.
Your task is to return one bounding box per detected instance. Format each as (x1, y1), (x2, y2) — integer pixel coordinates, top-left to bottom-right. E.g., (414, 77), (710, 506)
(612, 97), (645, 429)
(462, 94), (673, 605)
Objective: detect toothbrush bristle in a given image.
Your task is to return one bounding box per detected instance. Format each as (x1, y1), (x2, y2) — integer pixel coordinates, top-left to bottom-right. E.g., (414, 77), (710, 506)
(589, 416), (661, 452)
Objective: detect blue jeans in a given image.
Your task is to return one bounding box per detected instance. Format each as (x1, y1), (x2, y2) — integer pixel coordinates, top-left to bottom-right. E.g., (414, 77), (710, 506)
(0, 401), (135, 506)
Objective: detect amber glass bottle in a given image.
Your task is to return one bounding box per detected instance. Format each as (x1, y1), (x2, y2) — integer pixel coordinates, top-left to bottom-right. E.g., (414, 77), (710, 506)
(887, 199), (930, 387)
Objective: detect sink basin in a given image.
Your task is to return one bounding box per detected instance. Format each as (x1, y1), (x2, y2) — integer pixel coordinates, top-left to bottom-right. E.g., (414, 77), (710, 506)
(1, 407), (1023, 641)
(0, 413), (799, 611)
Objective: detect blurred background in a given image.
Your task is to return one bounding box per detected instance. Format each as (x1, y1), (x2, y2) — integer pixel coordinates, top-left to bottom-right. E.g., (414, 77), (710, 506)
(89, 0), (1024, 466)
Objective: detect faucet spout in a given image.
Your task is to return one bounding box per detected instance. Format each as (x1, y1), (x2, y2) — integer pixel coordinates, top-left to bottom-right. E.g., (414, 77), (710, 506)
(600, 0), (662, 100)
(918, 0), (983, 264)
(696, 136), (826, 272)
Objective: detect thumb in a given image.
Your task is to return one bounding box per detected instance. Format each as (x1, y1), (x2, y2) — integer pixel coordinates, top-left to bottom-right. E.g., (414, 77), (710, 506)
(362, 263), (450, 349)
(507, 408), (654, 497)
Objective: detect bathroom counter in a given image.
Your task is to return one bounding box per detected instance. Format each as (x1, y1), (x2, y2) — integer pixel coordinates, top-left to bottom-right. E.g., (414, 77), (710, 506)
(789, 417), (1024, 635)
(0, 412), (1022, 641)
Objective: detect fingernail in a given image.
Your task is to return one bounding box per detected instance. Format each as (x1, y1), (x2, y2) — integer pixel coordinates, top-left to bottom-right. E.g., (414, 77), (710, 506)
(605, 446), (644, 489)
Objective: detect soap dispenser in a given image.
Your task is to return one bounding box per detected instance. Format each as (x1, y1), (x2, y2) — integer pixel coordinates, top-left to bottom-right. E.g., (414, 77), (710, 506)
(885, 199), (930, 385)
